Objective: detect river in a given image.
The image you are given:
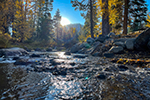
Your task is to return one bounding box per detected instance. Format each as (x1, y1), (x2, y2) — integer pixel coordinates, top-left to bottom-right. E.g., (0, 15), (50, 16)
(0, 51), (150, 100)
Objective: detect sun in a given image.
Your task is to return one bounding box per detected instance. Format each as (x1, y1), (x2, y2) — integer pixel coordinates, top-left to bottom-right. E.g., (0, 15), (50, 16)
(61, 17), (71, 26)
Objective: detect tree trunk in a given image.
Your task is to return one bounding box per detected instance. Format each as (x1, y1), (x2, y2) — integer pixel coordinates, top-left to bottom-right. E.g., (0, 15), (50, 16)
(90, 0), (94, 38)
(102, 0), (110, 36)
(123, 0), (129, 35)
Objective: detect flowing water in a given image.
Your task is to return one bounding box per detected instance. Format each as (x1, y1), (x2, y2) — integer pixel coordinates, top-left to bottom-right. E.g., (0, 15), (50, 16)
(0, 52), (150, 100)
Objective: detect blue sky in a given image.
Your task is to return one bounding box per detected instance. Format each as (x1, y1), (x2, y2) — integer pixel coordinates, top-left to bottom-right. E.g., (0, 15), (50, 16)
(51, 0), (150, 25)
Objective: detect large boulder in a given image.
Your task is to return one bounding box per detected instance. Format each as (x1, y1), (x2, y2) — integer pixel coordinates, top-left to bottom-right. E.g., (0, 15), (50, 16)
(109, 46), (124, 54)
(125, 38), (135, 50)
(70, 43), (85, 53)
(89, 42), (102, 54)
(96, 35), (108, 43)
(134, 28), (150, 50)
(147, 41), (150, 50)
(0, 47), (28, 57)
(86, 37), (95, 45)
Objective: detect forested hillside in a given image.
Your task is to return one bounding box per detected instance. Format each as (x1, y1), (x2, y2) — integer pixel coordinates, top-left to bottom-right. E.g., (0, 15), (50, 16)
(0, 0), (150, 49)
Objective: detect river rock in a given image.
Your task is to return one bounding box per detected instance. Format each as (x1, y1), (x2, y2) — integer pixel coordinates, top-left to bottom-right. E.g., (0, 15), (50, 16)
(113, 42), (125, 48)
(83, 42), (91, 48)
(73, 54), (88, 58)
(14, 59), (36, 65)
(51, 67), (67, 75)
(107, 32), (116, 38)
(34, 48), (41, 51)
(96, 74), (106, 80)
(89, 42), (102, 54)
(13, 57), (20, 60)
(109, 46), (124, 54)
(103, 52), (114, 58)
(114, 38), (128, 43)
(77, 48), (87, 54)
(70, 62), (76, 66)
(92, 52), (102, 57)
(86, 37), (95, 45)
(30, 54), (41, 57)
(134, 28), (150, 50)
(50, 59), (63, 66)
(70, 43), (84, 53)
(96, 35), (108, 43)
(64, 51), (71, 55)
(147, 40), (150, 50)
(24, 46), (31, 52)
(0, 47), (28, 57)
(125, 38), (135, 50)
(46, 47), (52, 52)
(118, 65), (128, 71)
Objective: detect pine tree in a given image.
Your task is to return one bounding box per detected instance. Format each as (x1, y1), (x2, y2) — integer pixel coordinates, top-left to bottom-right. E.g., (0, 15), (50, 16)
(82, 0), (98, 37)
(129, 0), (147, 31)
(71, 0), (94, 38)
(96, 0), (124, 35)
(102, 0), (110, 35)
(123, 0), (129, 34)
(36, 0), (53, 42)
(12, 0), (35, 42)
(110, 0), (123, 34)
(53, 9), (61, 43)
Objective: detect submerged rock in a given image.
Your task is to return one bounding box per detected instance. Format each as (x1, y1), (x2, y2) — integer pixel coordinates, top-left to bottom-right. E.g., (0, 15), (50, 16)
(96, 74), (106, 80)
(64, 51), (71, 55)
(70, 62), (76, 66)
(14, 59), (36, 65)
(30, 54), (41, 57)
(118, 65), (128, 71)
(73, 54), (88, 58)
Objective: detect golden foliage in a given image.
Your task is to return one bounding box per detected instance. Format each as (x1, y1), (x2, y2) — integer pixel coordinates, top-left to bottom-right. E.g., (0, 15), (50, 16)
(112, 58), (150, 68)
(146, 13), (150, 27)
(96, 0), (123, 34)
(0, 32), (11, 48)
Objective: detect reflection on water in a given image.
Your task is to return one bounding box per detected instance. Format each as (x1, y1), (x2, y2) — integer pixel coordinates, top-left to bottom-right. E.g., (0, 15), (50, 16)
(0, 52), (150, 99)
(0, 64), (10, 96)
(0, 52), (89, 100)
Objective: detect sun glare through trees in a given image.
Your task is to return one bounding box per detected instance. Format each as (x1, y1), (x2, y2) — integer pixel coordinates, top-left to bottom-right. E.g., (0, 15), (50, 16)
(60, 17), (71, 26)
